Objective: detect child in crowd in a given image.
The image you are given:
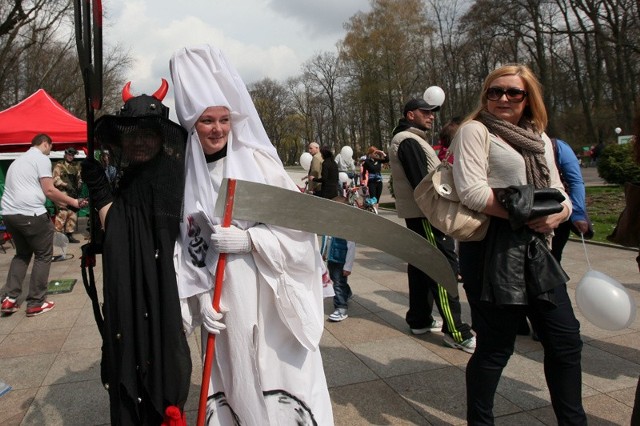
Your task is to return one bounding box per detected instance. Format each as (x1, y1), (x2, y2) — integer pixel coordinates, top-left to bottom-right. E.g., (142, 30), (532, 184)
(323, 236), (356, 322)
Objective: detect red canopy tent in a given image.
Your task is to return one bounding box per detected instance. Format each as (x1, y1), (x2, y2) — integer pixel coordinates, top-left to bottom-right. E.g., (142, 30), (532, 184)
(0, 89), (86, 154)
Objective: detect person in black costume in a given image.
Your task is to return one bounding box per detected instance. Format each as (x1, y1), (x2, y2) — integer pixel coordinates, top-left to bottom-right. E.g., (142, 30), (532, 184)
(81, 80), (191, 425)
(309, 146), (339, 199)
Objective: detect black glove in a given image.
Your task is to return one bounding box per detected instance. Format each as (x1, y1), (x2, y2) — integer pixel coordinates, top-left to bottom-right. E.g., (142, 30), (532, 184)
(495, 185), (533, 229)
(81, 158), (113, 211)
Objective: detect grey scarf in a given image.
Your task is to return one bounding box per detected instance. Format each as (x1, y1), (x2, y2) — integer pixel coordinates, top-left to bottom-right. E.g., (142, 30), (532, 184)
(478, 110), (550, 189)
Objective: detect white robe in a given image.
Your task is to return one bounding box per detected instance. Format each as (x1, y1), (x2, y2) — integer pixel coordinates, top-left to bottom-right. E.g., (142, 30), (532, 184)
(177, 150), (334, 426)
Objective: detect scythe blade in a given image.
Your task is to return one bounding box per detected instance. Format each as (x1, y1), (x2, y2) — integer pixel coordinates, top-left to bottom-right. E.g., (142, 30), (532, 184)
(214, 179), (458, 296)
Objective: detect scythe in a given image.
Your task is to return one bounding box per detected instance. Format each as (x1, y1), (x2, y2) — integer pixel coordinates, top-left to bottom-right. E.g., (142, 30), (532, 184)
(73, 0), (104, 336)
(197, 178), (457, 424)
(215, 178), (458, 294)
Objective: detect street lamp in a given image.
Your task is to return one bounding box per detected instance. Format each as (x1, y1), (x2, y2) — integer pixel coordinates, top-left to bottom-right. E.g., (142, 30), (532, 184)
(615, 127), (622, 144)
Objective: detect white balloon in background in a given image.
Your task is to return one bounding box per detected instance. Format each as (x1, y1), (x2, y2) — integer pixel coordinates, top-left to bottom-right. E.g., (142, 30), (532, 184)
(340, 146), (353, 160)
(575, 270), (637, 331)
(338, 172), (349, 184)
(423, 86), (446, 107)
(300, 152), (312, 171)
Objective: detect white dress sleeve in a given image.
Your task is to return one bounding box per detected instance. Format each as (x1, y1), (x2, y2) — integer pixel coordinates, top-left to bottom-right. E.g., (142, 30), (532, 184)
(246, 150), (326, 351)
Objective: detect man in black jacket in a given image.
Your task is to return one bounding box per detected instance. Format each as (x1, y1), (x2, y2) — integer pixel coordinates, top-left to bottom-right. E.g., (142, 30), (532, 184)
(388, 98), (475, 353)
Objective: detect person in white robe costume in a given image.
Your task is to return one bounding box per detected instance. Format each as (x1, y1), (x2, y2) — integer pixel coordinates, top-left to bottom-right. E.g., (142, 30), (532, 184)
(170, 45), (334, 425)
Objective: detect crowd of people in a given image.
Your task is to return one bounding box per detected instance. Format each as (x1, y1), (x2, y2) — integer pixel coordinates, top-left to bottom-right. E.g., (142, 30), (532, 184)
(0, 134), (87, 318)
(2, 45), (638, 425)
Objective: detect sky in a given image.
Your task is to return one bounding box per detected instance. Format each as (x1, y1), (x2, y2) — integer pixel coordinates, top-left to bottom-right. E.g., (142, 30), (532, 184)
(103, 0), (371, 113)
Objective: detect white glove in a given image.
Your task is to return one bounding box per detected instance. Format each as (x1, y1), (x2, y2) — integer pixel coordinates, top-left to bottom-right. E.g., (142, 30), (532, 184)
(196, 291), (227, 335)
(211, 224), (252, 254)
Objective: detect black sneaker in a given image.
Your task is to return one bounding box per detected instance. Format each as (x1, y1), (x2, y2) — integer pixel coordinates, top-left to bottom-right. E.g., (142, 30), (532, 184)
(66, 234), (80, 243)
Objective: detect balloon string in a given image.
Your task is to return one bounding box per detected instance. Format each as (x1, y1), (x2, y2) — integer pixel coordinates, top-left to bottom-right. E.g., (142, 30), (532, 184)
(580, 233), (592, 271)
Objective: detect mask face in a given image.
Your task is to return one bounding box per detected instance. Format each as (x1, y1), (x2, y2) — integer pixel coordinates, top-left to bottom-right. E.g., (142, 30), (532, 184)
(122, 127), (163, 164)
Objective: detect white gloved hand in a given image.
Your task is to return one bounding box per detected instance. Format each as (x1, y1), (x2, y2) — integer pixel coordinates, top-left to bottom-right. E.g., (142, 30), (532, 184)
(196, 291), (227, 335)
(210, 224), (252, 254)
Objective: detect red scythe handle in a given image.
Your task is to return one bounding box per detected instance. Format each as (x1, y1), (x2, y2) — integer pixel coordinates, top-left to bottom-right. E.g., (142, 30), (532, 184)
(197, 178), (237, 426)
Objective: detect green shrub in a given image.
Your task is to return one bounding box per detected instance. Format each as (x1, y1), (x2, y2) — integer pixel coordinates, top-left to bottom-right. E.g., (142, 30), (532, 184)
(597, 143), (640, 185)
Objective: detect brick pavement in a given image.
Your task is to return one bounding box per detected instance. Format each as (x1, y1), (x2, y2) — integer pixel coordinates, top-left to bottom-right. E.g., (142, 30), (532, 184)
(0, 166), (638, 425)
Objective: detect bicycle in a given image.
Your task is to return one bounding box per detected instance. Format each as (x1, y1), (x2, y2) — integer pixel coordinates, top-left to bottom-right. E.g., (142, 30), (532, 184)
(345, 184), (378, 214)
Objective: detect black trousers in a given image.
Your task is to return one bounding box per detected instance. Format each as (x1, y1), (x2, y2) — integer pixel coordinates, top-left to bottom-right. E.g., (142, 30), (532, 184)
(404, 218), (472, 342)
(551, 219), (572, 262)
(367, 179), (383, 202)
(632, 376), (640, 424)
(460, 241), (586, 425)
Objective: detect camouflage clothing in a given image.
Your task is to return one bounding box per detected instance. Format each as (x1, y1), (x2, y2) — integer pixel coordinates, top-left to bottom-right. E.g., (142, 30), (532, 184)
(53, 160), (82, 198)
(53, 160), (82, 233)
(54, 209), (77, 233)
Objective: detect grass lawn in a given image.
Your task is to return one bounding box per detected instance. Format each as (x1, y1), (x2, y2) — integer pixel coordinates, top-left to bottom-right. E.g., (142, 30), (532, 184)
(585, 185), (625, 244)
(380, 185), (627, 245)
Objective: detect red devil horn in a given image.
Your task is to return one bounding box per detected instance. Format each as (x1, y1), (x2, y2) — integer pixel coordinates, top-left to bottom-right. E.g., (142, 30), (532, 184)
(122, 81), (134, 102)
(152, 78), (169, 101)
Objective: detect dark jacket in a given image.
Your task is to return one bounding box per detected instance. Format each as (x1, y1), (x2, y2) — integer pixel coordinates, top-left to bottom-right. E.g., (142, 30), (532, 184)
(315, 157), (339, 199)
(480, 218), (569, 306)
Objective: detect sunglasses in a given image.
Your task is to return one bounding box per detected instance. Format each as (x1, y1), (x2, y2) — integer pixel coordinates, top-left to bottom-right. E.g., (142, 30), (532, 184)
(486, 87), (528, 103)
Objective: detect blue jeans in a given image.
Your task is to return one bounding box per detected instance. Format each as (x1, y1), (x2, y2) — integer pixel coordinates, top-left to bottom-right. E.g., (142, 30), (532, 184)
(329, 261), (351, 308)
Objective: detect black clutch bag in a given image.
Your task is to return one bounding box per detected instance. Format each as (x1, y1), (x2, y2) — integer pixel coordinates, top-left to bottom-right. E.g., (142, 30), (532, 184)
(529, 188), (565, 219)
(497, 185), (565, 229)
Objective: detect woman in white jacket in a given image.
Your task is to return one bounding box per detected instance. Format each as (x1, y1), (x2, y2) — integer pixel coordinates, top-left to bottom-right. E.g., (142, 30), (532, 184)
(452, 64), (586, 425)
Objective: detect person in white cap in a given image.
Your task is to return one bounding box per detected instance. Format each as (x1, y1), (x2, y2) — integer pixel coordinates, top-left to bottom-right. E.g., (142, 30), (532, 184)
(171, 44), (333, 425)
(388, 98), (475, 353)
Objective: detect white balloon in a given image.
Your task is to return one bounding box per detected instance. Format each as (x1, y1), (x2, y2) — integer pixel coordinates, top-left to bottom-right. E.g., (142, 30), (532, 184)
(300, 152), (312, 171)
(575, 270), (637, 331)
(338, 172), (349, 184)
(340, 146), (353, 159)
(423, 86), (446, 107)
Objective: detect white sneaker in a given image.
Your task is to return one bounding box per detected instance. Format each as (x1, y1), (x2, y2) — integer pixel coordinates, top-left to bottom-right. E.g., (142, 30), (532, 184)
(410, 319), (443, 335)
(328, 308), (348, 322)
(443, 334), (476, 354)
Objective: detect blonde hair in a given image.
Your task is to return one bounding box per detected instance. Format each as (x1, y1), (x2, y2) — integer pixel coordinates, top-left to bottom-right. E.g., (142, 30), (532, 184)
(466, 64), (547, 132)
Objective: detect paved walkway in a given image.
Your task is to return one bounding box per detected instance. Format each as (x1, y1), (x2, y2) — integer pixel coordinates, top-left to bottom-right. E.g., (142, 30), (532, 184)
(1, 166), (638, 425)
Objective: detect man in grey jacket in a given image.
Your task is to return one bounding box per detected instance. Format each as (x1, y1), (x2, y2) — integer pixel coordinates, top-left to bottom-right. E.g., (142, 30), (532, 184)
(306, 142), (323, 195)
(388, 99), (475, 353)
